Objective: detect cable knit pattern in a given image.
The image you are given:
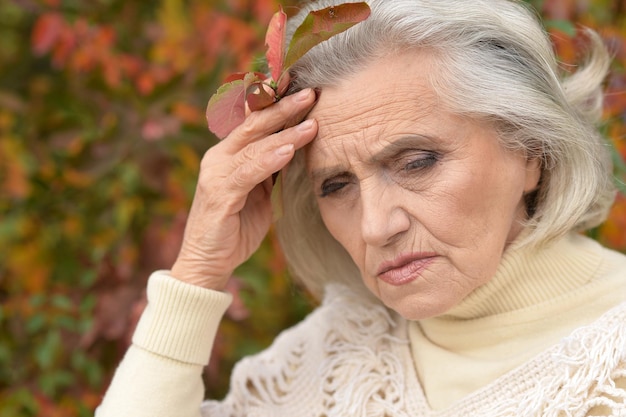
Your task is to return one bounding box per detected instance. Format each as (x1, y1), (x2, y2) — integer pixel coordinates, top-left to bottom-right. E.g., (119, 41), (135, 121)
(201, 283), (626, 417)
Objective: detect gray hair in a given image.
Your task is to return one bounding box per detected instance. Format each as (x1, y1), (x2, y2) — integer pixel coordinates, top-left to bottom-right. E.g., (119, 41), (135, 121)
(276, 0), (615, 298)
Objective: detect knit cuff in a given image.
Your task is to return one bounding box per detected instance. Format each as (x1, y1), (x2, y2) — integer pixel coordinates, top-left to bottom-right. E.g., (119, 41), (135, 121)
(132, 270), (233, 366)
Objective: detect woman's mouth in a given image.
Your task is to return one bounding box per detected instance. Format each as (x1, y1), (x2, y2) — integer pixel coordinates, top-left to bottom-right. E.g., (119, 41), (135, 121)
(376, 253), (437, 286)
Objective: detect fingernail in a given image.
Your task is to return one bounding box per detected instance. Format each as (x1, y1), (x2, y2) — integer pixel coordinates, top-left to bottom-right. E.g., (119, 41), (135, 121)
(276, 143), (294, 156)
(297, 119), (314, 131)
(294, 88), (312, 102)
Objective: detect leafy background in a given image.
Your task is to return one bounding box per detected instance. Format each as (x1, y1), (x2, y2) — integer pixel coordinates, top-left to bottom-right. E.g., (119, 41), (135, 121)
(0, 0), (624, 416)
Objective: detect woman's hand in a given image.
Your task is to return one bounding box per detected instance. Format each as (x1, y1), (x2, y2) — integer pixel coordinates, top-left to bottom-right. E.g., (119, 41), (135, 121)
(171, 88), (318, 290)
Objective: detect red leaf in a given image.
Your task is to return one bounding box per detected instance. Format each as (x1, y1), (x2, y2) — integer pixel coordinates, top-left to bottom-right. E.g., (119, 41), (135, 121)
(244, 72), (275, 112)
(284, 3), (370, 70)
(31, 12), (64, 55)
(224, 71), (268, 83)
(265, 6), (287, 81)
(206, 80), (246, 139)
(246, 83), (275, 111)
(276, 72), (291, 97)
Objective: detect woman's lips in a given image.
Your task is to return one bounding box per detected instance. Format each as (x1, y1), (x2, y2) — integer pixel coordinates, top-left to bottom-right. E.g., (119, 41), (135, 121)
(377, 253), (437, 286)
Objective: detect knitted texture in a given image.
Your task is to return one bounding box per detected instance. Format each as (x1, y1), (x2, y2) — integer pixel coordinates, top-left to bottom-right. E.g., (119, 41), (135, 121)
(201, 283), (626, 417)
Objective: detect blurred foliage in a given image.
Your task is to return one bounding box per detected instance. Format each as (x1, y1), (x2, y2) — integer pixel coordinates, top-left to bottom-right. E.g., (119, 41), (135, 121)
(0, 0), (624, 416)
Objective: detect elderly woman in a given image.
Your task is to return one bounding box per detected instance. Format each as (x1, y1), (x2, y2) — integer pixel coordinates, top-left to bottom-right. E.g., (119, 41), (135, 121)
(96, 0), (626, 415)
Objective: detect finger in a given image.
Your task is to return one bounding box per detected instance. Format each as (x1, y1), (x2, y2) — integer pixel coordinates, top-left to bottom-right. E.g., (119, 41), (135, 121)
(258, 118), (318, 155)
(197, 116), (315, 193)
(226, 118), (317, 196)
(225, 88), (316, 150)
(230, 143), (294, 197)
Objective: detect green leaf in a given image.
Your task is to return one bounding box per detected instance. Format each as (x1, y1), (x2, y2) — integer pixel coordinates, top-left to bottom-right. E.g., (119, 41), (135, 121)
(608, 138), (626, 195)
(206, 79), (246, 139)
(26, 313), (46, 334)
(0, 389), (38, 417)
(545, 19), (576, 37)
(51, 294), (72, 310)
(79, 293), (96, 314)
(35, 330), (61, 370)
(284, 2), (371, 70)
(39, 370), (74, 397)
(54, 315), (77, 331)
(265, 6), (287, 81)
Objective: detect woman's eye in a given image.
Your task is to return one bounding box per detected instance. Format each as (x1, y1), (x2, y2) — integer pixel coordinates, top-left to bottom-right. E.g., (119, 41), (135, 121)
(403, 153), (438, 171)
(320, 180), (349, 197)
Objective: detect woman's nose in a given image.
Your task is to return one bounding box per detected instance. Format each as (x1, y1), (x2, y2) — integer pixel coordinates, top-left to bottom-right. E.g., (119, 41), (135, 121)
(359, 180), (410, 247)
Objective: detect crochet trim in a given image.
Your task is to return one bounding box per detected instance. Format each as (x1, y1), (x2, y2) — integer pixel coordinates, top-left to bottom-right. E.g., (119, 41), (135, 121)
(202, 284), (626, 417)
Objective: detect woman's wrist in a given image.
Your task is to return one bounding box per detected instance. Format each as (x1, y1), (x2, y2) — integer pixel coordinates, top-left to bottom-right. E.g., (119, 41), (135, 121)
(170, 259), (231, 291)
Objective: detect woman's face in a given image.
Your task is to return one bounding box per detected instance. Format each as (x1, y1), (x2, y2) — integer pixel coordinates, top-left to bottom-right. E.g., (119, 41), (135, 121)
(305, 52), (541, 320)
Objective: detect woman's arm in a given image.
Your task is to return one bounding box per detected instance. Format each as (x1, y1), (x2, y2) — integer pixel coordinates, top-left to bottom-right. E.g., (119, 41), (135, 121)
(96, 272), (232, 417)
(170, 87), (318, 291)
(95, 89), (318, 416)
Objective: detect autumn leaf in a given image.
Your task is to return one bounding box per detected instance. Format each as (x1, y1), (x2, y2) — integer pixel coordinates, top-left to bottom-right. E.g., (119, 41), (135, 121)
(206, 80), (246, 139)
(244, 72), (276, 111)
(31, 12), (64, 55)
(284, 2), (371, 70)
(265, 6), (287, 81)
(206, 3), (370, 138)
(206, 72), (275, 138)
(225, 71), (268, 83)
(1, 0), (625, 414)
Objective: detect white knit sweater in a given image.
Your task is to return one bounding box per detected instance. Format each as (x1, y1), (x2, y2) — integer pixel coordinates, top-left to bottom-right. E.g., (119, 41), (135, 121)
(97, 234), (626, 417)
(202, 283), (626, 416)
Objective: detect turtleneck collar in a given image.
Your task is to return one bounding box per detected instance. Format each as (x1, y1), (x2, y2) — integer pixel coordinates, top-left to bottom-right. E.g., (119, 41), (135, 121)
(438, 232), (605, 320)
(407, 232), (625, 411)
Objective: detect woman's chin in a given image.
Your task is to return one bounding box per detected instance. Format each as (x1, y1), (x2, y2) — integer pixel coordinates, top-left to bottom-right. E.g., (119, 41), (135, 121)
(375, 283), (460, 321)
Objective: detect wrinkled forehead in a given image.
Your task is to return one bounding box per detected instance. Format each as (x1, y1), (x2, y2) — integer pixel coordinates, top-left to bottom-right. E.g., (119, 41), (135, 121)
(304, 52), (442, 168)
